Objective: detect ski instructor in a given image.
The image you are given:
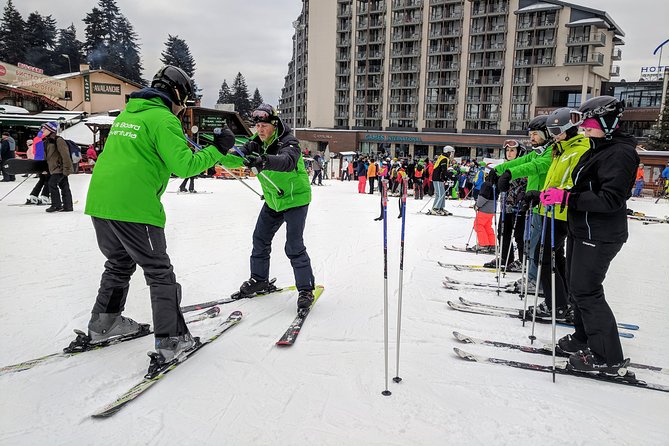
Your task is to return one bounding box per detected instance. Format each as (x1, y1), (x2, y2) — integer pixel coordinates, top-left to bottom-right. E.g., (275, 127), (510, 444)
(84, 65), (236, 366)
(219, 103), (316, 313)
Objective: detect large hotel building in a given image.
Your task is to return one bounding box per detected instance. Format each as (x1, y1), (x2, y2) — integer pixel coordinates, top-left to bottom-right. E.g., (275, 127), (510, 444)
(278, 0), (624, 159)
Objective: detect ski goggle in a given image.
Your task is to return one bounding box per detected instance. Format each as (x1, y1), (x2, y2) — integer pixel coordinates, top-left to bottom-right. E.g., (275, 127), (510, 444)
(580, 102), (620, 120)
(547, 122), (575, 137)
(251, 109), (276, 124)
(503, 140), (520, 149)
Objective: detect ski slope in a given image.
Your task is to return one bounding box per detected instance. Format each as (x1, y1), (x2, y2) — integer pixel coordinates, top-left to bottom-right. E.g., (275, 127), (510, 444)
(0, 175), (667, 445)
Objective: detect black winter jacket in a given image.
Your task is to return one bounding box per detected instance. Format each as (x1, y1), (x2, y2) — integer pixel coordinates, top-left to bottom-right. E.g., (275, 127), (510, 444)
(567, 132), (639, 243)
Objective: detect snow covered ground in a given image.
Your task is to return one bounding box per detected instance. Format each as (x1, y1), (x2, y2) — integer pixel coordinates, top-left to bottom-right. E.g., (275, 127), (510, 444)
(0, 174), (668, 445)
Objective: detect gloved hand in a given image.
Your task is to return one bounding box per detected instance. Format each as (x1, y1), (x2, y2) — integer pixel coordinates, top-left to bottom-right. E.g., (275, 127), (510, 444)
(212, 126), (236, 153)
(244, 153), (268, 173)
(497, 170), (512, 192)
(540, 187), (569, 206)
(524, 190), (541, 208)
(486, 169), (499, 185)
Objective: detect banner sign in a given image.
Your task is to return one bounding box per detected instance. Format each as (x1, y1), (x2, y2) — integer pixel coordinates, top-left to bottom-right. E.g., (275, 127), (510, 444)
(83, 74), (91, 102)
(92, 82), (121, 95)
(0, 61), (67, 98)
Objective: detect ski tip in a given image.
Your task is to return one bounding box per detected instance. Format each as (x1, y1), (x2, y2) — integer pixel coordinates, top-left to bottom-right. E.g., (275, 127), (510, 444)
(229, 310), (243, 320)
(452, 331), (470, 343)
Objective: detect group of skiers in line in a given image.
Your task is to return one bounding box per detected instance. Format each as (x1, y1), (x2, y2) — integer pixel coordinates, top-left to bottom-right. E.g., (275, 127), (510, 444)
(462, 96), (641, 376)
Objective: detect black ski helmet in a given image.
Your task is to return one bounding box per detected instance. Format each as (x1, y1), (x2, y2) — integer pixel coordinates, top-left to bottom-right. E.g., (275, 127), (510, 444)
(527, 115), (549, 142)
(578, 95), (624, 139)
(546, 107), (579, 139)
(151, 65), (195, 107)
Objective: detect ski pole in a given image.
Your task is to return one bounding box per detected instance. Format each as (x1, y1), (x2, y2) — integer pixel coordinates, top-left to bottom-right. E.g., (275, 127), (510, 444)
(184, 135), (264, 200)
(0, 173), (33, 202)
(381, 179), (391, 397)
(520, 210), (532, 315)
(465, 223), (475, 251)
(494, 188), (502, 293)
(502, 212), (520, 277)
(394, 177), (408, 384)
(550, 205), (557, 383)
(529, 211), (548, 344)
(419, 195), (434, 214)
(231, 146), (285, 197)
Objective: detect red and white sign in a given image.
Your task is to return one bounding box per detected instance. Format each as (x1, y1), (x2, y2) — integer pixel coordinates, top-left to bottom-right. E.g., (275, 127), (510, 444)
(0, 61), (66, 98)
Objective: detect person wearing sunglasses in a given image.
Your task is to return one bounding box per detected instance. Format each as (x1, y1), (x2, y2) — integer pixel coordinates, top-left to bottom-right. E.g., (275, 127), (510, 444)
(218, 103), (316, 313)
(521, 107), (589, 321)
(487, 116), (553, 293)
(541, 96), (639, 375)
(83, 65), (236, 369)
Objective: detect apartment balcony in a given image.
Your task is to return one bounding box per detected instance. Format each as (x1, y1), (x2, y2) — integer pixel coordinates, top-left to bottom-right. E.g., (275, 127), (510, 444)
(337, 68), (351, 76)
(564, 52), (604, 66)
(512, 75), (533, 85)
(368, 51), (384, 59)
(535, 57), (554, 66)
(388, 111), (418, 119)
(489, 24), (507, 33)
(337, 53), (351, 61)
(486, 42), (506, 50)
(483, 59), (504, 68)
(567, 33), (606, 47)
(536, 20), (556, 28)
(425, 111), (456, 120)
(358, 19), (369, 29)
(357, 52), (367, 60)
(469, 60), (484, 69)
(428, 78), (458, 87)
(335, 112), (349, 119)
(470, 26), (486, 35)
(516, 40), (532, 49)
(392, 16), (422, 26)
(337, 7), (352, 18)
(392, 0), (423, 9)
(612, 48), (622, 61)
(481, 95), (501, 103)
(339, 23), (351, 32)
(517, 21), (534, 30)
(429, 11), (463, 21)
(610, 65), (620, 77)
(430, 0), (462, 5)
(511, 95), (531, 103)
(336, 83), (350, 90)
(510, 113), (529, 121)
(487, 5), (508, 15)
(391, 48), (420, 57)
(481, 77), (503, 86)
(390, 96), (419, 104)
(392, 33), (420, 42)
(370, 3), (387, 13)
(335, 97), (350, 104)
(355, 96), (382, 104)
(426, 95), (457, 104)
(369, 20), (385, 29)
(470, 43), (484, 53)
(391, 80), (418, 88)
(337, 38), (351, 47)
(369, 35), (386, 43)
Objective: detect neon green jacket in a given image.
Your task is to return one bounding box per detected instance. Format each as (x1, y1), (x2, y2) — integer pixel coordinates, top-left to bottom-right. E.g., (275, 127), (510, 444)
(493, 147), (552, 192)
(85, 90), (224, 227)
(220, 118), (311, 212)
(539, 134), (590, 221)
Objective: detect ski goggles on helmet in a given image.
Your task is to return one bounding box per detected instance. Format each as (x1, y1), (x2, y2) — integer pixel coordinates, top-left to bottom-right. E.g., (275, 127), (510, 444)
(580, 102), (620, 120)
(503, 140), (520, 149)
(251, 107), (277, 124)
(547, 121), (576, 137)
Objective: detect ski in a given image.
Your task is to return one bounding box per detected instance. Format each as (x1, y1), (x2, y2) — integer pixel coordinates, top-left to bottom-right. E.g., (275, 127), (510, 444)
(443, 245), (491, 253)
(91, 310), (243, 418)
(276, 285), (325, 346)
(438, 261), (520, 274)
(457, 297), (639, 331)
(453, 348), (669, 393)
(444, 276), (515, 290)
(627, 215), (669, 224)
(166, 190), (213, 194)
(446, 301), (635, 338)
(180, 279), (295, 313)
(0, 307), (221, 376)
(452, 332), (666, 374)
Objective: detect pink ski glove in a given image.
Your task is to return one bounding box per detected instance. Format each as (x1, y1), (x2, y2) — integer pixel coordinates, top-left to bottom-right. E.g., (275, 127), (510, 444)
(540, 188), (569, 206)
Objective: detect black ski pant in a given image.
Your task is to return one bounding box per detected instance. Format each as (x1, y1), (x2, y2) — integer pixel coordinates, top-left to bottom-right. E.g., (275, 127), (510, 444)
(179, 176), (195, 191)
(497, 212), (526, 265)
(534, 216), (569, 309)
(414, 178), (424, 199)
(91, 217), (188, 338)
(368, 176), (376, 193)
(567, 237), (624, 365)
(251, 204), (314, 291)
(311, 170), (322, 185)
(30, 173), (50, 197)
(48, 173), (73, 210)
(1, 151), (15, 181)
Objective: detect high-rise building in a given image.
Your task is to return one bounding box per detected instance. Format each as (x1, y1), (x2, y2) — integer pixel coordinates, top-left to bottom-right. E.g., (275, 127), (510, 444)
(279, 0), (624, 159)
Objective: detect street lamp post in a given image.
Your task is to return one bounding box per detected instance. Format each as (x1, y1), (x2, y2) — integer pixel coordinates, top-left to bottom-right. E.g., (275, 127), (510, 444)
(292, 19), (305, 129)
(61, 54), (72, 73)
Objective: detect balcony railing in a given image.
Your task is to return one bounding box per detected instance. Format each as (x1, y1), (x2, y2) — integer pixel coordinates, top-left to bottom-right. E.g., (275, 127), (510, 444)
(610, 65), (620, 77)
(567, 33), (606, 47)
(612, 48), (622, 61)
(564, 52), (604, 66)
(511, 95), (531, 103)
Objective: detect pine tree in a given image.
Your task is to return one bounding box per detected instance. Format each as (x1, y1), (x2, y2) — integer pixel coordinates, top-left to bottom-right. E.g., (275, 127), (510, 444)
(0, 0), (26, 64)
(53, 25), (84, 74)
(217, 80), (232, 104)
(648, 106), (669, 151)
(231, 72), (251, 117)
(160, 35), (196, 77)
(23, 12), (58, 73)
(112, 15), (143, 84)
(83, 7), (108, 69)
(251, 88), (264, 110)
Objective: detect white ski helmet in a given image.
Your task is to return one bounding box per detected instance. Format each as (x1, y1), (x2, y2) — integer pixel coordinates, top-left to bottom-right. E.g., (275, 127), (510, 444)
(443, 145), (455, 154)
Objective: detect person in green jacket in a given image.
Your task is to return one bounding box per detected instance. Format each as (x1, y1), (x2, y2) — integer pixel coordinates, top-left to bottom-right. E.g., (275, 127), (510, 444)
(84, 66), (236, 366)
(523, 107), (590, 319)
(219, 104), (315, 314)
(487, 115), (553, 293)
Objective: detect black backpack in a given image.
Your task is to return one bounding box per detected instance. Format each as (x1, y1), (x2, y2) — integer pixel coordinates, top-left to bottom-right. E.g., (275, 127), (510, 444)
(64, 139), (81, 161)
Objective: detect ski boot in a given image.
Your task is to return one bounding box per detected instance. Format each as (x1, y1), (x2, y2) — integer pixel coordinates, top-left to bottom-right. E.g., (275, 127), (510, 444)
(568, 349), (631, 377)
(297, 289), (315, 315)
(523, 302), (569, 321)
(25, 195), (39, 205)
(87, 312), (147, 344)
(505, 259), (523, 273)
(557, 334), (588, 355)
(38, 195), (51, 205)
(147, 333), (199, 378)
(231, 277), (278, 299)
(483, 259), (498, 268)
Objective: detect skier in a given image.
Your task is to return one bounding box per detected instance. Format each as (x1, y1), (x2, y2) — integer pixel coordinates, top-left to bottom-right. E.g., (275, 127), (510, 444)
(542, 96), (639, 374)
(428, 146), (453, 215)
(41, 122), (74, 212)
(469, 176), (496, 253)
(84, 65), (236, 364)
(632, 163), (644, 197)
(489, 116), (553, 293)
(483, 140), (527, 271)
(523, 107), (589, 319)
(219, 103), (316, 313)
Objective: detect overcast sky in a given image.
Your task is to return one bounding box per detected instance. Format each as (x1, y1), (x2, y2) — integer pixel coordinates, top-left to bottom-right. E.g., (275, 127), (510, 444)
(14, 0), (669, 108)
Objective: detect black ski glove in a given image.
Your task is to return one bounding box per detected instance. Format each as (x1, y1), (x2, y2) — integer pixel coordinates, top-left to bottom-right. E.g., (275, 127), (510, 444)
(523, 190), (541, 208)
(497, 170), (513, 192)
(212, 126), (236, 154)
(244, 153), (268, 173)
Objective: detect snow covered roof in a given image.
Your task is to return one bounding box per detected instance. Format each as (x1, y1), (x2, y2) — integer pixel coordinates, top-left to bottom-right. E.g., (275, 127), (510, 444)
(59, 121), (95, 145)
(566, 18), (607, 27)
(85, 115), (117, 125)
(0, 105), (30, 114)
(515, 2), (561, 13)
